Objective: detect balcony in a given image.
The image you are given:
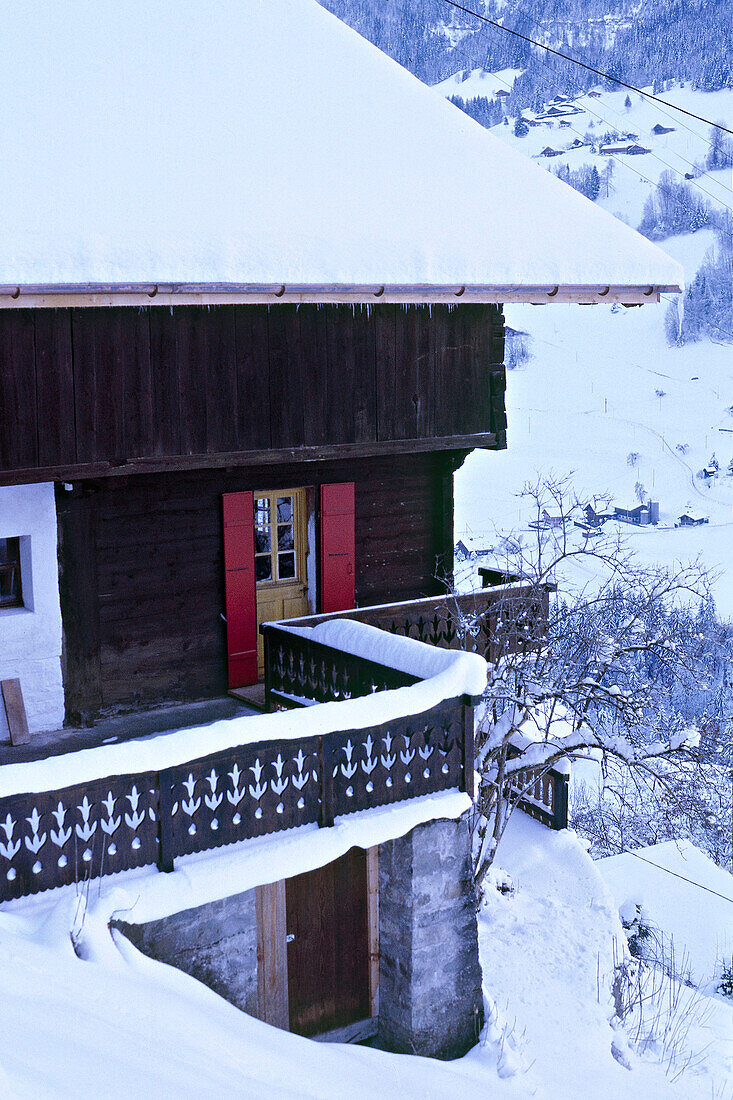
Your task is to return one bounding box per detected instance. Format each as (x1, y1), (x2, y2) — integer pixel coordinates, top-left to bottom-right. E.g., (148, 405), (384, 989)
(0, 616), (490, 903)
(0, 581), (555, 904)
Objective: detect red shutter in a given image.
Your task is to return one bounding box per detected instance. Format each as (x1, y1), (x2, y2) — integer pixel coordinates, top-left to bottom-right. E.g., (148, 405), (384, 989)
(320, 482), (355, 613)
(222, 491), (258, 688)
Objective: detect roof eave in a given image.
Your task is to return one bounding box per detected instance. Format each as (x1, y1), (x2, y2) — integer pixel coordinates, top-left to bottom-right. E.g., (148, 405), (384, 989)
(0, 282), (681, 308)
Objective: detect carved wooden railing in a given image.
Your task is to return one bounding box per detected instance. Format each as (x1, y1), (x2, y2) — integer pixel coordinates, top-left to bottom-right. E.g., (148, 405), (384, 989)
(266, 585), (562, 832)
(0, 633), (474, 902)
(505, 747), (569, 831)
(278, 583), (550, 667)
(262, 624), (419, 711)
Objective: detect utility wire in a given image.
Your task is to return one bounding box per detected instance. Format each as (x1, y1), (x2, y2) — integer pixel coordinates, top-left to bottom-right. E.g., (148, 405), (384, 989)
(475, 67), (733, 216)
(576, 86), (733, 184)
(482, 69), (733, 217)
(445, 41), (733, 210)
(443, 0), (733, 137)
(559, 98), (733, 211)
(626, 849), (733, 906)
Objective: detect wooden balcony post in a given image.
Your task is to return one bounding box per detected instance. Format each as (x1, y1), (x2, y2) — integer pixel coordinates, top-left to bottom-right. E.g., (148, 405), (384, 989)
(461, 695), (476, 801)
(552, 772), (569, 831)
(319, 734), (335, 828)
(157, 768), (175, 873)
(263, 625), (272, 712)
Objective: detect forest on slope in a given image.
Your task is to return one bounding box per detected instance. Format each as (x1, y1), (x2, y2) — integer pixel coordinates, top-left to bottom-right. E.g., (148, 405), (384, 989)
(320, 0), (733, 110)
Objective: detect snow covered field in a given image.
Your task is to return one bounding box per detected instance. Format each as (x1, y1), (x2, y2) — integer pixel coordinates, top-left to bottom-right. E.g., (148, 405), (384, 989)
(433, 66), (523, 100)
(598, 839), (733, 991)
(1, 812), (730, 1098)
(453, 83), (733, 613)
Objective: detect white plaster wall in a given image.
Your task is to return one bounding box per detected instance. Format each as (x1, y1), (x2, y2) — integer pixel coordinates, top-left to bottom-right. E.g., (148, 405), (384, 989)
(0, 482), (64, 738)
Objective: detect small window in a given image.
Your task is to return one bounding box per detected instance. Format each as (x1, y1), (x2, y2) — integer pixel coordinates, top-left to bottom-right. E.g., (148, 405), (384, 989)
(0, 538), (22, 609)
(253, 490), (305, 586)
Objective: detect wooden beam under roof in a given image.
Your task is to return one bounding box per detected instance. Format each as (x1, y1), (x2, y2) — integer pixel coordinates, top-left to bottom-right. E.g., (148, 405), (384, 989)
(0, 282), (680, 308)
(0, 433), (501, 487)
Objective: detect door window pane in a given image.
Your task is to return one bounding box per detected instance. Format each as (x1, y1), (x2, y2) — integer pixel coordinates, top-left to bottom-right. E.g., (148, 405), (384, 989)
(255, 555), (273, 582)
(277, 497), (293, 524)
(255, 528), (271, 554)
(278, 524), (294, 551)
(255, 497), (272, 555)
(278, 552), (295, 579)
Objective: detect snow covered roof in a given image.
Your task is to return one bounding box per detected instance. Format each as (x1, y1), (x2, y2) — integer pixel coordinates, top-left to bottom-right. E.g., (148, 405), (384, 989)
(0, 1), (683, 306)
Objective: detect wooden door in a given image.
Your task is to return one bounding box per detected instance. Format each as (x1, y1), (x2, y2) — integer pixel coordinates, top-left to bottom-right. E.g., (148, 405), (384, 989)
(254, 488), (309, 676)
(286, 848), (370, 1037)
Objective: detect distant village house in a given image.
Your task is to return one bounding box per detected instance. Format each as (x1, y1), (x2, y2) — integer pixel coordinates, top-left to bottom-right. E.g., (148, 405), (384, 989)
(613, 501), (660, 525)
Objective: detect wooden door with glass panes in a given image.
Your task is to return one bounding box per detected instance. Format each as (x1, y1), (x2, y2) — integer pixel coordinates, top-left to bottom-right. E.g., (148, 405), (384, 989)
(254, 489), (308, 675)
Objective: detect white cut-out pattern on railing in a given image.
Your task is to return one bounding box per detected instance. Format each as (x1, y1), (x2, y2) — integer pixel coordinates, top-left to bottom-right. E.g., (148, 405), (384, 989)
(1, 814), (20, 861)
(0, 694), (464, 902)
(100, 793), (120, 838)
(0, 781), (158, 890)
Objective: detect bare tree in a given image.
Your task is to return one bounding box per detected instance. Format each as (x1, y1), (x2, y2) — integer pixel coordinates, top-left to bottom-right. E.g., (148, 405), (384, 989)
(469, 477), (711, 892)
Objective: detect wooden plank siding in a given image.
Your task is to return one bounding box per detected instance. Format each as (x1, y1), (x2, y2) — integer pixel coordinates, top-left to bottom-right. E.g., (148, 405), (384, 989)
(0, 304), (505, 479)
(56, 451), (463, 721)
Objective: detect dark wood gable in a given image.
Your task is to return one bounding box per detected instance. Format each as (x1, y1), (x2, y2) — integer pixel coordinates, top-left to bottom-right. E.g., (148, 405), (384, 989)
(0, 303), (506, 482)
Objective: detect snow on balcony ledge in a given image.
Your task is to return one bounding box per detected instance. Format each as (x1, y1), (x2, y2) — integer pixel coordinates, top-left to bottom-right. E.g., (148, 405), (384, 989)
(0, 623), (487, 799)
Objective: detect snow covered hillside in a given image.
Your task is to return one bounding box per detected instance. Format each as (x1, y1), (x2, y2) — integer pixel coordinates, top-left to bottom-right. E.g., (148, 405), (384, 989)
(452, 81), (733, 613)
(433, 67), (524, 100)
(2, 813), (730, 1097)
(598, 839), (733, 992)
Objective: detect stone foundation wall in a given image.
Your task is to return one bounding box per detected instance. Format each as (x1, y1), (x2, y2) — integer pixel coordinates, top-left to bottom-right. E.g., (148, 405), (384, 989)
(114, 813), (483, 1060)
(377, 813), (484, 1060)
(116, 888), (259, 1017)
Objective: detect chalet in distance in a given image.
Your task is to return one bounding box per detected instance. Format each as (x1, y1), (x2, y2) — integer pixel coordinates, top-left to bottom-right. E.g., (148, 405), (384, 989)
(0, 0), (681, 1061)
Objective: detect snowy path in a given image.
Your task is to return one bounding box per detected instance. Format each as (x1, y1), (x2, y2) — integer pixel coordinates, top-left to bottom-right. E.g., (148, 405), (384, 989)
(596, 407), (733, 507)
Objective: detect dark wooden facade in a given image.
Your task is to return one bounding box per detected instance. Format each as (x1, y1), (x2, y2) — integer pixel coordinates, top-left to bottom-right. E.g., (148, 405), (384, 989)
(1, 302), (506, 723)
(0, 303), (506, 483)
(56, 451), (462, 721)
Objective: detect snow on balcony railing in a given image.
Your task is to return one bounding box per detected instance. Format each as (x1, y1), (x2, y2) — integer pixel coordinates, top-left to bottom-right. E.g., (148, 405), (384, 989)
(0, 622), (486, 902)
(277, 583), (551, 665)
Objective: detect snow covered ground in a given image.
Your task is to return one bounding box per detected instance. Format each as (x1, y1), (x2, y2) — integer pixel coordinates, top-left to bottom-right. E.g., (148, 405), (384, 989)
(433, 66), (523, 100)
(452, 82), (733, 612)
(597, 839), (733, 991)
(1, 812), (730, 1097)
(482, 814), (733, 1096)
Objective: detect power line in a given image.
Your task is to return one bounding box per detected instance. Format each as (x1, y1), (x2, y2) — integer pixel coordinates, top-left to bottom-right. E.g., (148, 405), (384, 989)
(446, 58), (733, 209)
(477, 67), (733, 215)
(493, 73), (733, 218)
(626, 849), (733, 906)
(576, 84), (729, 177)
(560, 98), (733, 212)
(443, 0), (733, 137)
